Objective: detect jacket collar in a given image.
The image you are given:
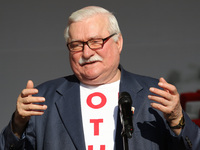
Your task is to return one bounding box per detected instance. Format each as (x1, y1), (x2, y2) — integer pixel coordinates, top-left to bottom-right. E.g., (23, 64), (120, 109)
(119, 65), (143, 94)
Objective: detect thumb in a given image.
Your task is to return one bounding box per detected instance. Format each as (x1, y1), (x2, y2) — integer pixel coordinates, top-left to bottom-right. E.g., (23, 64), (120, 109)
(26, 80), (34, 89)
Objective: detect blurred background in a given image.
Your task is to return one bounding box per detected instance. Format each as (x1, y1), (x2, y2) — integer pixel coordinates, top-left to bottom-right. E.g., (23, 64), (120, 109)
(1, 0), (200, 130)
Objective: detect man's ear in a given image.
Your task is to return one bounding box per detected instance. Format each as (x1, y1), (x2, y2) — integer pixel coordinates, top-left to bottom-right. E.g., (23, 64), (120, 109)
(116, 33), (123, 54)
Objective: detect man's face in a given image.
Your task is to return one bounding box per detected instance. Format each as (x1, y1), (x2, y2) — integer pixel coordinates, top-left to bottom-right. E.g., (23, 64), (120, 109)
(68, 14), (123, 85)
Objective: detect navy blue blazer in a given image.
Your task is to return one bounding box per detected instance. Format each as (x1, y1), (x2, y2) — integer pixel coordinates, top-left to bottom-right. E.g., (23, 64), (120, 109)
(1, 66), (200, 150)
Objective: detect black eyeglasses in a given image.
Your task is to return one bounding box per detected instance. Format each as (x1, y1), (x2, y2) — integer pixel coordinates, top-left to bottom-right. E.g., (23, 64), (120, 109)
(67, 33), (117, 52)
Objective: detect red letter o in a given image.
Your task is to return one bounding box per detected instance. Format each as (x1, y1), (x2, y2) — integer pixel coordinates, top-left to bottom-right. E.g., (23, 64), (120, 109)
(87, 92), (107, 109)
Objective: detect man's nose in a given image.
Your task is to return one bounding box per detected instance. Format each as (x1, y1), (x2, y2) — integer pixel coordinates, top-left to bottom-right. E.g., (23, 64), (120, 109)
(82, 44), (95, 59)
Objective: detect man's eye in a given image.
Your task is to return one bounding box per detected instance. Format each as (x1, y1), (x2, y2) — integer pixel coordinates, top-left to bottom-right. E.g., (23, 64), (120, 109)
(90, 40), (102, 44)
(71, 42), (82, 48)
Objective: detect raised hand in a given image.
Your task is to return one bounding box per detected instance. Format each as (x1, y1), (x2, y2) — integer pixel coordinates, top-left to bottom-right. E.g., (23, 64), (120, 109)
(12, 80), (47, 138)
(148, 77), (183, 135)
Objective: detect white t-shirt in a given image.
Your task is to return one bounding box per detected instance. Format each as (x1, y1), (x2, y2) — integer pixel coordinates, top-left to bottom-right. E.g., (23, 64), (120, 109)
(80, 80), (120, 150)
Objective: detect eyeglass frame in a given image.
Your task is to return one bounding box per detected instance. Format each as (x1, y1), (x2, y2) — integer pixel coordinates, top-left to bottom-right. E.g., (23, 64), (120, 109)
(66, 33), (117, 52)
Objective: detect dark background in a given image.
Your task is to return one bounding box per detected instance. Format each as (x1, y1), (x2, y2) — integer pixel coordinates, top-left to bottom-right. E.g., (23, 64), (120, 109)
(1, 1), (200, 130)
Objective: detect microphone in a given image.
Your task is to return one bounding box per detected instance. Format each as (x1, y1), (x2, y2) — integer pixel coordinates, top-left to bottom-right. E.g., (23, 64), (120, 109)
(118, 92), (134, 138)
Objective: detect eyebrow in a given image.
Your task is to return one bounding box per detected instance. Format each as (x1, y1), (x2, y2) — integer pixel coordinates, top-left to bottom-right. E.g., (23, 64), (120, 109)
(70, 35), (103, 42)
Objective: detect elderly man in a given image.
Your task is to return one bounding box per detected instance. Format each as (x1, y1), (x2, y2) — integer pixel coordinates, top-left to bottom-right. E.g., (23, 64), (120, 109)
(1, 6), (199, 150)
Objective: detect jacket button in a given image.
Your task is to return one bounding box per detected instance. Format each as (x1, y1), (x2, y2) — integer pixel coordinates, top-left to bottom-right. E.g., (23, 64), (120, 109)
(9, 144), (14, 150)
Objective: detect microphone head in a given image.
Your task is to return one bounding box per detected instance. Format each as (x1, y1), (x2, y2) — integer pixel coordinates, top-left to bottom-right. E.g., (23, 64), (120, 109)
(118, 92), (132, 105)
(118, 92), (133, 138)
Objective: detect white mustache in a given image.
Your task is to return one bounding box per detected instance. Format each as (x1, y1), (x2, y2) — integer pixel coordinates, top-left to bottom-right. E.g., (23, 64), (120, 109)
(79, 55), (103, 65)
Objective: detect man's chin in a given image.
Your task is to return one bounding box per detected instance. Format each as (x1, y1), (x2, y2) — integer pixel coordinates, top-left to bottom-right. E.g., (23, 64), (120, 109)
(80, 74), (102, 85)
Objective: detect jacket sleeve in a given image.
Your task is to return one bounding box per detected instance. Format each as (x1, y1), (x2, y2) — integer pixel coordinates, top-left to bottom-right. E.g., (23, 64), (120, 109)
(0, 121), (25, 150)
(181, 111), (200, 149)
(0, 116), (36, 150)
(166, 111), (200, 150)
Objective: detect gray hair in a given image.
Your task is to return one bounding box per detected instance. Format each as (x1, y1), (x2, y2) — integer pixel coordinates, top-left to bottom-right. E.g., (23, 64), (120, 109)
(64, 6), (121, 42)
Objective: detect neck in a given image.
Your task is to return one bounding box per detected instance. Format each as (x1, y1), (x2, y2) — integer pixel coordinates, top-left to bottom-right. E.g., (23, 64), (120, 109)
(80, 69), (121, 86)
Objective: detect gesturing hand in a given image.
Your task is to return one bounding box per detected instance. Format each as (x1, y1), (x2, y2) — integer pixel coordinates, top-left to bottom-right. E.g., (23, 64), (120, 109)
(12, 80), (47, 138)
(148, 77), (183, 135)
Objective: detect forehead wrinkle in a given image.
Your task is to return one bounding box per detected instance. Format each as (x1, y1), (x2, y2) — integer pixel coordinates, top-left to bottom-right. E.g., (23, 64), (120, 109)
(69, 15), (109, 42)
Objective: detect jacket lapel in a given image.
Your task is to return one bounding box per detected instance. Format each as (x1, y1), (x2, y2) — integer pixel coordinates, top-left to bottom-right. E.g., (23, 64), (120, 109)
(120, 66), (143, 112)
(55, 78), (86, 150)
(115, 66), (144, 149)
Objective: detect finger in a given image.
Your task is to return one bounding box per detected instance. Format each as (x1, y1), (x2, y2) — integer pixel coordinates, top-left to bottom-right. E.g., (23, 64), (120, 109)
(149, 87), (172, 100)
(21, 109), (46, 117)
(151, 102), (169, 113)
(17, 102), (47, 117)
(159, 77), (167, 83)
(26, 80), (34, 89)
(158, 78), (178, 95)
(148, 95), (170, 106)
(23, 103), (48, 111)
(26, 80), (36, 98)
(21, 89), (38, 98)
(159, 78), (169, 92)
(21, 97), (45, 104)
